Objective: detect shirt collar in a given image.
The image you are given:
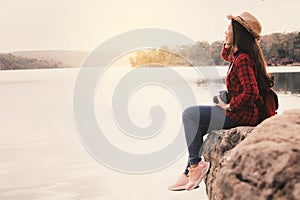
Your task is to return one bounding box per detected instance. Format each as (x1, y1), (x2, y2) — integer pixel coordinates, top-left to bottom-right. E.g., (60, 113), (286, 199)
(233, 50), (242, 57)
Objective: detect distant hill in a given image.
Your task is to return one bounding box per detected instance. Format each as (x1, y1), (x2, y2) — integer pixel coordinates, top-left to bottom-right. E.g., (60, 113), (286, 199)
(0, 52), (76, 70)
(11, 50), (90, 67)
(10, 50), (131, 67)
(0, 50), (131, 70)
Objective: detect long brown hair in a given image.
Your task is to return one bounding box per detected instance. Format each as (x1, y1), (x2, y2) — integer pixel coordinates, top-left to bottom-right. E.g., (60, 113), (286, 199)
(232, 20), (274, 90)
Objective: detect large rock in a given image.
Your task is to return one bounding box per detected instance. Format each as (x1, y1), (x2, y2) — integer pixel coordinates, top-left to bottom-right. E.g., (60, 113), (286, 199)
(202, 126), (254, 199)
(203, 109), (300, 200)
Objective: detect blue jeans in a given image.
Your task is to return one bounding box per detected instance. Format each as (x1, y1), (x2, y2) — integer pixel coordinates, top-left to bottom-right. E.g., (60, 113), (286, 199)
(182, 105), (241, 174)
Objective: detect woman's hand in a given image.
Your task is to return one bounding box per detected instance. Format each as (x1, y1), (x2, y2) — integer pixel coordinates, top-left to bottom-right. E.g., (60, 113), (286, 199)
(215, 96), (231, 113)
(224, 43), (233, 49)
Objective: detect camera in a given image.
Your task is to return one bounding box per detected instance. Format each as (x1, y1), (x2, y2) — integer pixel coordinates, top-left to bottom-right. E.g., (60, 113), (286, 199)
(213, 90), (229, 104)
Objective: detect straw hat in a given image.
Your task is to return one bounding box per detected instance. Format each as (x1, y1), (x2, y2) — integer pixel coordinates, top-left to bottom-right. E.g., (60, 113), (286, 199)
(227, 11), (262, 40)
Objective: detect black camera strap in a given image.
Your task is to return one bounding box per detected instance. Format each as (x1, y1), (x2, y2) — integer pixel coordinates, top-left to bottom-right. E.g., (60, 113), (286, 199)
(227, 52), (241, 75)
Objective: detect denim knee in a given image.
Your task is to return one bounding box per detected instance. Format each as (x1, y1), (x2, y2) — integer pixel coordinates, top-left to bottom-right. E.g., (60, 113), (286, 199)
(182, 106), (199, 122)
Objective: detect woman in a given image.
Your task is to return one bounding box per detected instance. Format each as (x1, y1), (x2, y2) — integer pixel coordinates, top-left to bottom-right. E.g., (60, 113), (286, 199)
(168, 11), (273, 191)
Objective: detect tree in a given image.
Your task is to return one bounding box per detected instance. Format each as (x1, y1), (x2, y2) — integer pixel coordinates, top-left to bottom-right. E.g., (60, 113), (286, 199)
(293, 32), (300, 62)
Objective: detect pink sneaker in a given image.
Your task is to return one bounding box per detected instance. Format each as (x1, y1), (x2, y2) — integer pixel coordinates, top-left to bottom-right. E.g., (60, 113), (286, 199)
(186, 161), (210, 191)
(168, 174), (189, 191)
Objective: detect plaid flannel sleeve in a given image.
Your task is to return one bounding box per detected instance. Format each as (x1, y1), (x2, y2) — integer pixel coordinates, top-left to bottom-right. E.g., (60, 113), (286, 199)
(221, 44), (231, 62)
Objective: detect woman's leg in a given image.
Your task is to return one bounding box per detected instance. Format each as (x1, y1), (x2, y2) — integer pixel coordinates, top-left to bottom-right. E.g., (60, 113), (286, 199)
(183, 105), (241, 168)
(183, 105), (213, 166)
(169, 106), (210, 191)
(169, 105), (241, 191)
(182, 105), (241, 190)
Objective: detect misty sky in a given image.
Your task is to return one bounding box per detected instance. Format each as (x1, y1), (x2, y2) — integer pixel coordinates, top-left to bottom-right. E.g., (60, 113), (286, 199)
(1, 0), (299, 52)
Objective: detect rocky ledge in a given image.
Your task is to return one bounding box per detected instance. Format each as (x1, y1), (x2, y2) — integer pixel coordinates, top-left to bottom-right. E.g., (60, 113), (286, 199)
(202, 109), (300, 200)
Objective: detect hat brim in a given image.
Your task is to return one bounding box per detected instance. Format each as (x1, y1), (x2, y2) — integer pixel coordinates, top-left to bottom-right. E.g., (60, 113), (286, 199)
(227, 14), (261, 40)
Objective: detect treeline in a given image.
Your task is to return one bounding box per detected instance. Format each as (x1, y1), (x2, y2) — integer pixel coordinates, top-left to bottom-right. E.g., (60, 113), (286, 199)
(260, 32), (300, 65)
(130, 32), (300, 67)
(129, 48), (192, 67)
(0, 53), (72, 70)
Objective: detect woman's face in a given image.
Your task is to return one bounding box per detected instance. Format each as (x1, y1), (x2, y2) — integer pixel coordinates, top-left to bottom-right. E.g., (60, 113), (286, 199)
(225, 22), (233, 45)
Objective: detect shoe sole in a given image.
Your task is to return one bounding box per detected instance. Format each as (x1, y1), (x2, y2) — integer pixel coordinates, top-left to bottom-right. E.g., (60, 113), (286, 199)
(168, 185), (199, 191)
(168, 187), (186, 191)
(186, 162), (210, 191)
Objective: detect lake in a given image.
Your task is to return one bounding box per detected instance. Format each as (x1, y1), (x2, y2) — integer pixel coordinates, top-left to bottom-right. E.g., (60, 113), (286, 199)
(0, 67), (299, 200)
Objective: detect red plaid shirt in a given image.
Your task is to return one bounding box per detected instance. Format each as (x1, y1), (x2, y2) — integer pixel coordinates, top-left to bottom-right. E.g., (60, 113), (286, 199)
(222, 45), (262, 126)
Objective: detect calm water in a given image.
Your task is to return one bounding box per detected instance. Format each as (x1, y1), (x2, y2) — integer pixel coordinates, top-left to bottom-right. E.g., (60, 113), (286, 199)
(0, 67), (299, 200)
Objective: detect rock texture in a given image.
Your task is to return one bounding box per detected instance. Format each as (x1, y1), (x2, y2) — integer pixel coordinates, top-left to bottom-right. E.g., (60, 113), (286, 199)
(202, 126), (255, 200)
(203, 109), (300, 200)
